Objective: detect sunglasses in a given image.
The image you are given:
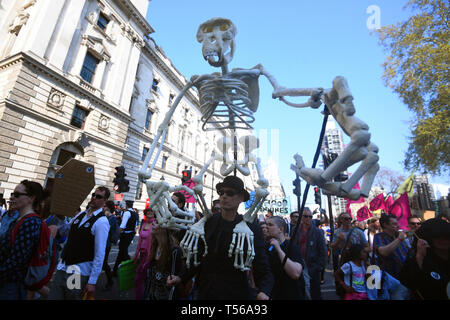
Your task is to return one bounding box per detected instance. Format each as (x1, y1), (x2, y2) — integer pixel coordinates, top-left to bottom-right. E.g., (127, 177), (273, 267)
(218, 189), (239, 197)
(342, 217), (352, 221)
(91, 193), (104, 199)
(11, 192), (29, 198)
(410, 222), (421, 226)
(302, 215), (312, 219)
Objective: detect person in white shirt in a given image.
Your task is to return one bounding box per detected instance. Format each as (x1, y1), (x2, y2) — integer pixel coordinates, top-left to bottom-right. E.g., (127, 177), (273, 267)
(112, 200), (138, 276)
(48, 186), (110, 300)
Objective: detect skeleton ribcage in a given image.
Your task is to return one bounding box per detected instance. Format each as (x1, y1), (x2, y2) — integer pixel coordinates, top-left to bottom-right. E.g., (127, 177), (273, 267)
(199, 77), (255, 131)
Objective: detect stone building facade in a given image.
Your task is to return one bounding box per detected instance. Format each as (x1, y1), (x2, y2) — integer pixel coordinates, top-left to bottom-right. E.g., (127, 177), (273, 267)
(0, 0), (251, 211)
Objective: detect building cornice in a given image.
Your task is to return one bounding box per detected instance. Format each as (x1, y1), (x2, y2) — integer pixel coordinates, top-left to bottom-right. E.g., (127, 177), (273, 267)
(112, 0), (154, 35)
(0, 52), (134, 123)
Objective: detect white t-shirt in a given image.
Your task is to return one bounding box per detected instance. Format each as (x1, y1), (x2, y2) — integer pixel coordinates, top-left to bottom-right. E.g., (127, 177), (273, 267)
(340, 261), (367, 293)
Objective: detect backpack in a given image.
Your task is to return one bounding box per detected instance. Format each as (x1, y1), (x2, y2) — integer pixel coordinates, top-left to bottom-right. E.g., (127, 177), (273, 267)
(108, 215), (120, 245)
(10, 213), (57, 291)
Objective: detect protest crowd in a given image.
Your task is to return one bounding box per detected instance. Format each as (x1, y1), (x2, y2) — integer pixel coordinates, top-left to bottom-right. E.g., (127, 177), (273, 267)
(0, 177), (449, 301)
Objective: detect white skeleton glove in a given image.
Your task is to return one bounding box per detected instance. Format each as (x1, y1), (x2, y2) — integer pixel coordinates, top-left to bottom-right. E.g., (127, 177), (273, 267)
(180, 216), (209, 268)
(228, 220), (255, 272)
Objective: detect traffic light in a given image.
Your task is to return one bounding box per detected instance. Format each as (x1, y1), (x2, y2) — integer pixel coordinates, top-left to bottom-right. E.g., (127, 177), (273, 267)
(314, 187), (322, 207)
(113, 166), (130, 193)
(322, 152), (348, 182)
(293, 177), (301, 196)
(181, 170), (191, 183)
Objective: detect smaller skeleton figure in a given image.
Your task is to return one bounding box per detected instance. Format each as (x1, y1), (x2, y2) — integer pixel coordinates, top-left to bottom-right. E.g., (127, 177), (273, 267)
(274, 76), (380, 200)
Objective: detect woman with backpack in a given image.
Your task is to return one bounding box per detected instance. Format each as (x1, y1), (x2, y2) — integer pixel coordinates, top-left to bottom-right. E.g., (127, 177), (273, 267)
(0, 180), (44, 300)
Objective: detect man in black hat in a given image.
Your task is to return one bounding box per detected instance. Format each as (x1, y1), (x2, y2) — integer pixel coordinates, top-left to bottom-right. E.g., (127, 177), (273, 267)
(113, 200), (138, 276)
(398, 218), (450, 300)
(167, 176), (273, 300)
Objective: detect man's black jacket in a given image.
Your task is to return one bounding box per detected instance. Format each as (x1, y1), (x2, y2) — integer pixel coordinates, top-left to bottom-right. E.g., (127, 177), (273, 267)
(181, 213), (274, 299)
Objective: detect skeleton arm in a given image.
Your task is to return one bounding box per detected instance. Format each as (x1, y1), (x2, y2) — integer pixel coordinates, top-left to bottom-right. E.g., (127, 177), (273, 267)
(180, 150), (223, 267)
(137, 75), (212, 189)
(253, 63), (324, 109)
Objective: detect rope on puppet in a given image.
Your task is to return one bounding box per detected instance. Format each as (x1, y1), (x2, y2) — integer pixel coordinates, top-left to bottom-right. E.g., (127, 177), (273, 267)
(281, 104), (330, 268)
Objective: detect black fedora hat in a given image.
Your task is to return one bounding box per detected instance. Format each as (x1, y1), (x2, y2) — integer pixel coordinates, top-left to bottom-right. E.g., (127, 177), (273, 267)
(216, 176), (250, 202)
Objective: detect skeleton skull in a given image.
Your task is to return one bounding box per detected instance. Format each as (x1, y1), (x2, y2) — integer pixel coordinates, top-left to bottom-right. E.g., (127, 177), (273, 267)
(196, 18), (237, 68)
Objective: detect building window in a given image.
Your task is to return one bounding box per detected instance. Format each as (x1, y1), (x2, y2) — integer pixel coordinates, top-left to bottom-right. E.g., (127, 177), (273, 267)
(80, 51), (99, 83)
(161, 156), (168, 169)
(70, 105), (88, 129)
(56, 149), (76, 166)
(169, 93), (175, 105)
(151, 79), (159, 92)
(145, 109), (153, 131)
(97, 12), (109, 31)
(142, 147), (149, 161)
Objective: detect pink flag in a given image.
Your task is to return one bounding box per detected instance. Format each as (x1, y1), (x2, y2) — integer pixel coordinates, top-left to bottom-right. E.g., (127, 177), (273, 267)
(389, 193), (412, 230)
(180, 179), (197, 203)
(370, 193), (385, 211)
(356, 206), (372, 222)
(385, 195), (395, 213)
(345, 182), (365, 218)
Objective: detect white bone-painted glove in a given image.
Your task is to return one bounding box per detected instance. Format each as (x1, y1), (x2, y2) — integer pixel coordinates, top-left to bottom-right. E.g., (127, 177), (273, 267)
(228, 220), (255, 272)
(180, 216), (208, 268)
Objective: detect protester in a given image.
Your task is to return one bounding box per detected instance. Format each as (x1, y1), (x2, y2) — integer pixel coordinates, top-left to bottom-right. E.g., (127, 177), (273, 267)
(259, 221), (271, 249)
(334, 243), (369, 300)
(133, 208), (155, 300)
(0, 180), (44, 300)
(266, 216), (305, 300)
(286, 211), (299, 240)
(296, 207), (327, 300)
(48, 186), (110, 300)
(143, 223), (184, 300)
(113, 200), (138, 276)
(331, 212), (368, 271)
(166, 176), (273, 300)
(102, 200), (118, 291)
(0, 207), (18, 236)
(211, 199), (221, 215)
(364, 217), (380, 252)
(399, 218), (450, 300)
(373, 214), (410, 279)
(404, 215), (422, 250)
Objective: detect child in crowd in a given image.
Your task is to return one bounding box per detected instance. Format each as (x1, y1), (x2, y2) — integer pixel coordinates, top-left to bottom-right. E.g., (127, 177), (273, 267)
(334, 243), (369, 300)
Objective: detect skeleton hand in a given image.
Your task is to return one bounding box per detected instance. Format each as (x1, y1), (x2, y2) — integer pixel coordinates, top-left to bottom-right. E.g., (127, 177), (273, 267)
(308, 88), (324, 109)
(180, 216), (208, 268)
(228, 220), (255, 271)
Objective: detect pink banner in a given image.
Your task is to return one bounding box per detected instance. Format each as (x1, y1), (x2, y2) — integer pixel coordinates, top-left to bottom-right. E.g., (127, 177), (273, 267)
(345, 182), (365, 218)
(389, 192), (412, 230)
(180, 179), (197, 203)
(385, 195), (395, 213)
(356, 206), (372, 222)
(370, 193), (385, 211)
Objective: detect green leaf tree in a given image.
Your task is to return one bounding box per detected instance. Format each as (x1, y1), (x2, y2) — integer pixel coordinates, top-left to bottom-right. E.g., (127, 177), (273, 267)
(377, 0), (449, 175)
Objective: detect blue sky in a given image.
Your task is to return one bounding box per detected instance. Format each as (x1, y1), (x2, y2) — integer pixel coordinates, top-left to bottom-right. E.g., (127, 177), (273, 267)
(144, 0), (449, 206)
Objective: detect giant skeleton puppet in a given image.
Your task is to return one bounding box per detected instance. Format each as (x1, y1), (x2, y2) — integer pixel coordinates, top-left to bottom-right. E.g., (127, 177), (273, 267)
(138, 17), (378, 272)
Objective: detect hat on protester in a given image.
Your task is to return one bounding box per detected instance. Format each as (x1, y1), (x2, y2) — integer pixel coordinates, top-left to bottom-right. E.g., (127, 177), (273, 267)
(216, 176), (250, 202)
(416, 218), (450, 242)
